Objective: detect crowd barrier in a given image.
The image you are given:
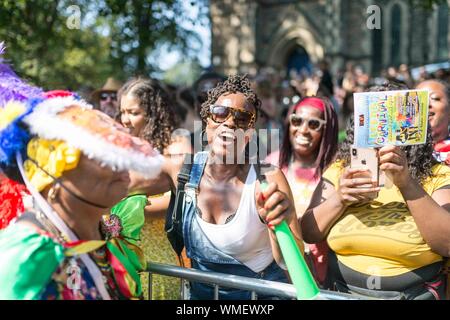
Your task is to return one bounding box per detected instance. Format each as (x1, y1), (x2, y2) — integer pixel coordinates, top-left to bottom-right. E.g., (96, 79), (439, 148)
(145, 262), (372, 300)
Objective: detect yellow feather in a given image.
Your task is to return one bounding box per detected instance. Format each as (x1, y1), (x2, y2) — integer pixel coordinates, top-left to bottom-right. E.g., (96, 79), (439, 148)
(0, 101), (26, 130)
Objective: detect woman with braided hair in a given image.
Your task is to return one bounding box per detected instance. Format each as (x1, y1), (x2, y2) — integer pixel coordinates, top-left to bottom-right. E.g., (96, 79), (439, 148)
(129, 74), (303, 300)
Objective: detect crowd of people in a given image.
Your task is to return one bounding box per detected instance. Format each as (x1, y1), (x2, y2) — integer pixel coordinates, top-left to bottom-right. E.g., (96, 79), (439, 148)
(1, 38), (450, 300)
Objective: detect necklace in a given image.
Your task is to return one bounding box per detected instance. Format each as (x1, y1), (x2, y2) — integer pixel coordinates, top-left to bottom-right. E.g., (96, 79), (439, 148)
(34, 209), (69, 244)
(16, 153), (112, 300)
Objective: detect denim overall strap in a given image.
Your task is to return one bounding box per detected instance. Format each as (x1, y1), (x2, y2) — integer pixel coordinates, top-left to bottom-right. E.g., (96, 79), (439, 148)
(186, 151), (209, 191)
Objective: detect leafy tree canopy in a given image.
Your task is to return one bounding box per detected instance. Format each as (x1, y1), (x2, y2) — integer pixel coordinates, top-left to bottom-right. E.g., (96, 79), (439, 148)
(0, 0), (208, 90)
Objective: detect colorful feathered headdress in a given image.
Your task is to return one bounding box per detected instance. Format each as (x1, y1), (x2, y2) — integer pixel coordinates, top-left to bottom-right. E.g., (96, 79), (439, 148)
(0, 42), (162, 177)
(22, 95), (162, 179)
(0, 43), (163, 227)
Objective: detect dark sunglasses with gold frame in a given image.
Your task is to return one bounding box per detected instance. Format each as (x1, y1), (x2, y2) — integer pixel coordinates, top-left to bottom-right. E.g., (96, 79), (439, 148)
(208, 105), (256, 129)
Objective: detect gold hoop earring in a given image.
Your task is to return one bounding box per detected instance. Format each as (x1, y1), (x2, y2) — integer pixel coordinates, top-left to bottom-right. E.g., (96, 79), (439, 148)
(48, 183), (60, 202)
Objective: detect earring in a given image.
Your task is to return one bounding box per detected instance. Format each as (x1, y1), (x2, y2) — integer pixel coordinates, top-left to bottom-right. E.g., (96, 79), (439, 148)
(48, 183), (60, 202)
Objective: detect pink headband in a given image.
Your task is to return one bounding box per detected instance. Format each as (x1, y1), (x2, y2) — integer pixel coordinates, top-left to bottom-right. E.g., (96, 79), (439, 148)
(293, 97), (325, 113)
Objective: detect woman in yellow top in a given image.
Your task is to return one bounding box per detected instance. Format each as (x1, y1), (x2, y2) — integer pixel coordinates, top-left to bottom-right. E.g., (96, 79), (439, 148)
(302, 83), (450, 300)
(119, 78), (191, 299)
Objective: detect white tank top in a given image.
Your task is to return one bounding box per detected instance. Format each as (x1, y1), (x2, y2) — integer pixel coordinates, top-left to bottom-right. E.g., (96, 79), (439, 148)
(196, 165), (273, 273)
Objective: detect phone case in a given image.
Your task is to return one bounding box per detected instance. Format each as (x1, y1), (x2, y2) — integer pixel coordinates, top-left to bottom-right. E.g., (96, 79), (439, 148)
(350, 147), (380, 187)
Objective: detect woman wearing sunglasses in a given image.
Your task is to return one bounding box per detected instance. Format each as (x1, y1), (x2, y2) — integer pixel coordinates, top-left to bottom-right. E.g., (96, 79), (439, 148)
(129, 74), (303, 300)
(266, 97), (338, 287)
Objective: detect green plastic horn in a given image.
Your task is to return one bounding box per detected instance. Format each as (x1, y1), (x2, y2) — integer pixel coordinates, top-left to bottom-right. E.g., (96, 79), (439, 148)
(261, 181), (320, 300)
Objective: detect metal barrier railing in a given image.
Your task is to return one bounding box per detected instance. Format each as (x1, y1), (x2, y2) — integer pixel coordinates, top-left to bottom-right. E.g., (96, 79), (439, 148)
(145, 262), (368, 300)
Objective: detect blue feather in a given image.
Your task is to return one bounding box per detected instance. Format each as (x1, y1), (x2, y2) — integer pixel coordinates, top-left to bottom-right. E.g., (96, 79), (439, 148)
(0, 97), (41, 165)
(0, 122), (30, 165)
(0, 44), (43, 166)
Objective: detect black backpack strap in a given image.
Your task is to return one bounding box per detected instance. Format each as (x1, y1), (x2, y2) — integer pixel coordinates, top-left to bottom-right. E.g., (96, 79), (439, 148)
(165, 153), (193, 258)
(172, 153), (192, 222)
(177, 153), (193, 189)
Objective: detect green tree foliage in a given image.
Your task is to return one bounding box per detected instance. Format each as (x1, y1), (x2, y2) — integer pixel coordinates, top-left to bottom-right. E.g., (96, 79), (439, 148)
(0, 0), (208, 90)
(0, 0), (108, 90)
(163, 58), (203, 86)
(98, 0), (206, 76)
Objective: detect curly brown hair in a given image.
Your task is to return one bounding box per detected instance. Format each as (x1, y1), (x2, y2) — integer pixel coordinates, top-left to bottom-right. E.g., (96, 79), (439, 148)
(199, 74), (262, 124)
(118, 78), (179, 153)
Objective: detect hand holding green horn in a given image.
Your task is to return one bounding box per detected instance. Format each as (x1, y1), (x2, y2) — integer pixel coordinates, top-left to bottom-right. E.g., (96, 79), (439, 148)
(260, 181), (320, 300)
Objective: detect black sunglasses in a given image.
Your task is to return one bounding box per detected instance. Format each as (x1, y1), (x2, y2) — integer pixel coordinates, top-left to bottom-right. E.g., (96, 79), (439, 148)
(100, 92), (117, 101)
(209, 105), (256, 129)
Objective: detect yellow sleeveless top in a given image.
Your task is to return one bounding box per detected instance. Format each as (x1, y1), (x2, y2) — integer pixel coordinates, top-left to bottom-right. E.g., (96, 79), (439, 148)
(323, 162), (450, 277)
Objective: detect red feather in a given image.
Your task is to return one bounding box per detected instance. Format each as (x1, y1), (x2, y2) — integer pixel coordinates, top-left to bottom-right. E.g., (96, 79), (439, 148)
(0, 178), (29, 229)
(42, 90), (74, 99)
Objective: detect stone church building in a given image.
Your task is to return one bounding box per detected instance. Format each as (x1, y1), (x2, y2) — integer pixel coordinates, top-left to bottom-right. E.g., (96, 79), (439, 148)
(209, 0), (449, 76)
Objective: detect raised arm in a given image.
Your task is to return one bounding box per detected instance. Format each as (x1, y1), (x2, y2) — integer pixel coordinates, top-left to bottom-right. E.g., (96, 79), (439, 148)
(144, 193), (171, 219)
(379, 145), (450, 257)
(128, 153), (185, 196)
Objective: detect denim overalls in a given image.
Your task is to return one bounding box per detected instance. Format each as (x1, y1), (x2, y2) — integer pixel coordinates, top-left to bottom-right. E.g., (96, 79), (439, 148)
(182, 152), (288, 300)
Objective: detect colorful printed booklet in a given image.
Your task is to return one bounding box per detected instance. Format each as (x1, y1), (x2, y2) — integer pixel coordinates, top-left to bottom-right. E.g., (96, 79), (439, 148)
(353, 90), (429, 148)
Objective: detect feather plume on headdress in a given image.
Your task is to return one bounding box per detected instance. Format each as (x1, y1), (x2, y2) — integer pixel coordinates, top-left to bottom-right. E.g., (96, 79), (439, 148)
(0, 42), (43, 165)
(0, 42), (41, 228)
(0, 177), (29, 229)
(0, 42), (43, 106)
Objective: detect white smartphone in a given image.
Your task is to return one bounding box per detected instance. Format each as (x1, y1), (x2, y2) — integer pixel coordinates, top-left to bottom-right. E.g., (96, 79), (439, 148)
(350, 147), (385, 188)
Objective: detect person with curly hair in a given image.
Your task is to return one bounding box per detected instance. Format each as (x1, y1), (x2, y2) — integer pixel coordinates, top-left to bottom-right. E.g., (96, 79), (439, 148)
(301, 82), (450, 299)
(129, 74), (303, 300)
(265, 96), (338, 287)
(119, 78), (180, 152)
(416, 79), (450, 165)
(118, 78), (191, 300)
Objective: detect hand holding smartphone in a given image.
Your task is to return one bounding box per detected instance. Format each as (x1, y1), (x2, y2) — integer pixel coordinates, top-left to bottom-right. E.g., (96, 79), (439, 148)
(350, 147), (380, 185)
(350, 147), (388, 199)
